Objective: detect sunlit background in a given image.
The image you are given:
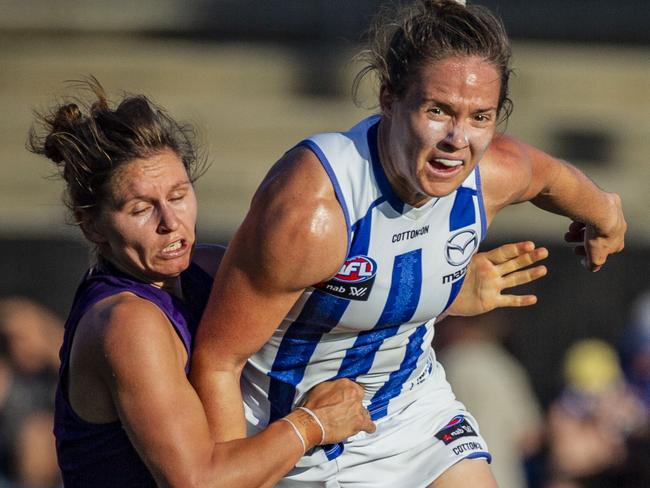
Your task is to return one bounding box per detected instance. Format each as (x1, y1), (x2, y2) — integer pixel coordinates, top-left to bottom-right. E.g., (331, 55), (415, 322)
(0, 1), (648, 487)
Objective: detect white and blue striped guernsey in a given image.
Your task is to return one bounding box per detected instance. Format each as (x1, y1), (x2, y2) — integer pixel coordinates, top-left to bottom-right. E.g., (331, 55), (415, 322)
(241, 115), (487, 461)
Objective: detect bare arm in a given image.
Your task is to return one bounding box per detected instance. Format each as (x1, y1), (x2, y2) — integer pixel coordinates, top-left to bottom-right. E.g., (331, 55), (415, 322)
(481, 134), (626, 271)
(83, 295), (301, 487)
(85, 294), (372, 488)
(190, 147), (367, 441)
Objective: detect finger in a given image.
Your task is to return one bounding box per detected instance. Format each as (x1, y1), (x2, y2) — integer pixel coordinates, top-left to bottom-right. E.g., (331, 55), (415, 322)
(498, 294), (538, 308)
(579, 254), (603, 272)
(364, 419), (377, 434)
(565, 221), (586, 242)
(362, 410), (377, 433)
(564, 230), (585, 243)
(502, 264), (547, 289)
(585, 245), (607, 272)
(484, 241), (536, 265)
(497, 247), (549, 276)
(568, 221), (585, 232)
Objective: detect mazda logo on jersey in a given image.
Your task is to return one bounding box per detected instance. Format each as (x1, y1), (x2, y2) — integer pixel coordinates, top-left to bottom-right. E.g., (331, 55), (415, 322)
(445, 230), (478, 266)
(315, 255), (377, 301)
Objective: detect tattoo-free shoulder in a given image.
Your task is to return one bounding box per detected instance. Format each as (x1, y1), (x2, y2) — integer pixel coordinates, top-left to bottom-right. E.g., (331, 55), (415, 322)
(234, 146), (349, 291)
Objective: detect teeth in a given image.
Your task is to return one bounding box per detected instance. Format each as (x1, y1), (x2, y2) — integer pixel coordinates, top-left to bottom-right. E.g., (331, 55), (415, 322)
(164, 240), (182, 252)
(434, 158), (463, 167)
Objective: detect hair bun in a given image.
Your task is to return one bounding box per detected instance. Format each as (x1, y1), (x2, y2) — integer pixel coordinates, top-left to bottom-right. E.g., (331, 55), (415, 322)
(41, 103), (84, 163)
(52, 103), (83, 131)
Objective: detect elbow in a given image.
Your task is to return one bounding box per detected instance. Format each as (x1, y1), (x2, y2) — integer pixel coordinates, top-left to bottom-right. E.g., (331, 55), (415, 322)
(161, 462), (234, 488)
(189, 349), (246, 384)
(155, 468), (211, 488)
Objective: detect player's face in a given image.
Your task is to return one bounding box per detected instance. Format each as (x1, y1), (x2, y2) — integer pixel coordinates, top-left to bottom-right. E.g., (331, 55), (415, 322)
(92, 148), (197, 287)
(379, 55), (500, 206)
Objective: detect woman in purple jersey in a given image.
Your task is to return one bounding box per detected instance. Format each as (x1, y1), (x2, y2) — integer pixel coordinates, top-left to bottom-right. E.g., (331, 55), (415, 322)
(29, 78), (376, 487)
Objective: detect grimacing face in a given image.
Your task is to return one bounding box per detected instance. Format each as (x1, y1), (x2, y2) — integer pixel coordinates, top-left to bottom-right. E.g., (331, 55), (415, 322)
(379, 55), (501, 206)
(90, 148), (197, 287)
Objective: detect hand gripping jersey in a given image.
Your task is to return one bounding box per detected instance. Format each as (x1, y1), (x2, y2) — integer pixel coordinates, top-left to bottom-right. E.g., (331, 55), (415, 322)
(241, 115), (487, 460)
(54, 261), (213, 487)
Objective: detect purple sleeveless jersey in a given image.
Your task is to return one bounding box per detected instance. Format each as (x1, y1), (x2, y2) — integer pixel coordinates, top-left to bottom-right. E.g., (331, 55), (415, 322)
(54, 261), (213, 487)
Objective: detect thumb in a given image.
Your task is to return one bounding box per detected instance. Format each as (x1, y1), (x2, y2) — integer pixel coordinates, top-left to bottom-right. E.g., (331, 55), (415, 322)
(581, 252), (603, 272)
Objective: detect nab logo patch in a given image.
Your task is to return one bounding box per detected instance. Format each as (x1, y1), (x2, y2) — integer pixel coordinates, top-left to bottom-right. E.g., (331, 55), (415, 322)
(445, 230), (478, 266)
(435, 415), (477, 445)
(316, 255), (377, 301)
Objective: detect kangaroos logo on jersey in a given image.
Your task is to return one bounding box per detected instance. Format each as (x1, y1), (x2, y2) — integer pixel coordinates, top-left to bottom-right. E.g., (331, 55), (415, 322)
(315, 255), (377, 301)
(445, 229), (478, 266)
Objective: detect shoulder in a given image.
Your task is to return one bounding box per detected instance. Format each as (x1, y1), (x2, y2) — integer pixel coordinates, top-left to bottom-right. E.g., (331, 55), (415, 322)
(479, 134), (536, 216)
(255, 145), (335, 205)
(481, 134), (566, 211)
(230, 146), (348, 290)
(79, 292), (182, 373)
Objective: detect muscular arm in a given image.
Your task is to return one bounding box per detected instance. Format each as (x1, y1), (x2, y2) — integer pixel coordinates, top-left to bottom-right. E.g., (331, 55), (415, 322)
(81, 295), (303, 488)
(481, 134), (626, 271)
(190, 147), (349, 441)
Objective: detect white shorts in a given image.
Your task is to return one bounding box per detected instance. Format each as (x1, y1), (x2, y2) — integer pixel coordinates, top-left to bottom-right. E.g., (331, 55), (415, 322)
(246, 359), (491, 487)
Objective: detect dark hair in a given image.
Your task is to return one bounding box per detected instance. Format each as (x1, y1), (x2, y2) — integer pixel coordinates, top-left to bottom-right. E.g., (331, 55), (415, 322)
(353, 0), (513, 121)
(28, 76), (206, 220)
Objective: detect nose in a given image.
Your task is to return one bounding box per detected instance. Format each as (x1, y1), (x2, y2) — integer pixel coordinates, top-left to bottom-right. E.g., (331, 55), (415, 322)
(443, 120), (469, 150)
(157, 204), (180, 233)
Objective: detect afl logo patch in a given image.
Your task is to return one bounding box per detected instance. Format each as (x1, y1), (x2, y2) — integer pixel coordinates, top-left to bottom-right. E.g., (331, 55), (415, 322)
(315, 255), (377, 301)
(435, 415), (478, 445)
(334, 256), (377, 283)
(445, 230), (478, 266)
(445, 415), (465, 427)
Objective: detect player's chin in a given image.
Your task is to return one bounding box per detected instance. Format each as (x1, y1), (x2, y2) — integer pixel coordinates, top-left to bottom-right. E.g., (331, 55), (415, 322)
(421, 178), (464, 198)
(152, 256), (191, 278)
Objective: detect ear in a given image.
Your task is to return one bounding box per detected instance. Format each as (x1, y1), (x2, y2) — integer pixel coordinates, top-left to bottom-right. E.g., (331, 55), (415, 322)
(75, 210), (107, 245)
(379, 85), (394, 118)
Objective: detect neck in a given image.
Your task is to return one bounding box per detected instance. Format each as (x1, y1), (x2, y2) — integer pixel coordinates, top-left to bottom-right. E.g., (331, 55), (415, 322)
(98, 255), (184, 299)
(160, 278), (184, 299)
(377, 118), (430, 208)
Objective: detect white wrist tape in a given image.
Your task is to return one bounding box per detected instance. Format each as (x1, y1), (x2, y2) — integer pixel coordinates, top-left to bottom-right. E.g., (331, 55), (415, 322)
(298, 406), (326, 445)
(279, 417), (306, 454)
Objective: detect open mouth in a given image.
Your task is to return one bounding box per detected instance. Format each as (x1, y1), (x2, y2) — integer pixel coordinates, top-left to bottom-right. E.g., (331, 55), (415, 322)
(428, 158), (464, 173)
(160, 239), (188, 257)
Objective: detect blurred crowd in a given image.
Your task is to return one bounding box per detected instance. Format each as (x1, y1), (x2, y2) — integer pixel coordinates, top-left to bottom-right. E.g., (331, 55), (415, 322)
(0, 297), (62, 488)
(0, 291), (648, 488)
(436, 290), (650, 488)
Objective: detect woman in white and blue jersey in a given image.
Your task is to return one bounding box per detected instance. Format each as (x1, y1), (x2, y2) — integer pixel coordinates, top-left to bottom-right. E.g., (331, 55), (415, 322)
(191, 1), (627, 486)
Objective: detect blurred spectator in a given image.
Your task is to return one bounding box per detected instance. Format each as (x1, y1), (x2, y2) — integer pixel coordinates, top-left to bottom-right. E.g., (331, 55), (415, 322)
(620, 290), (650, 410)
(437, 312), (544, 488)
(0, 296), (63, 488)
(545, 338), (649, 488)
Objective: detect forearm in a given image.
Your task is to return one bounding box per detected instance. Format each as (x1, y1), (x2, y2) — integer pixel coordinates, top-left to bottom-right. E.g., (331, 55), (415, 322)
(190, 363), (247, 442)
(530, 160), (617, 228)
(199, 420), (308, 488)
(148, 410), (318, 488)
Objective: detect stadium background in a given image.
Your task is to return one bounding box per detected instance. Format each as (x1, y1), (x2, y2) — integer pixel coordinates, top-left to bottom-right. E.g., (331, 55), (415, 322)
(0, 0), (648, 473)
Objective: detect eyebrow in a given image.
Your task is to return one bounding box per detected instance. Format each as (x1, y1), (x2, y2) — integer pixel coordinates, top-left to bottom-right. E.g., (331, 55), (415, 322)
(421, 98), (497, 114)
